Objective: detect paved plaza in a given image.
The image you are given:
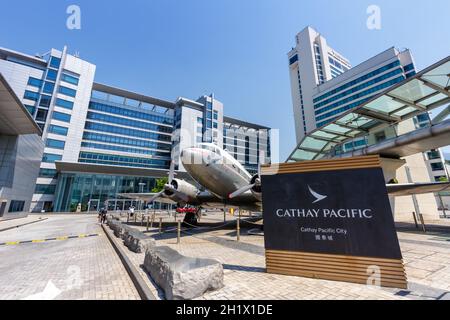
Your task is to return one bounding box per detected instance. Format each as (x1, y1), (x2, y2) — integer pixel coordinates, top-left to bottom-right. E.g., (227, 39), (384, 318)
(1, 213), (450, 300)
(0, 215), (139, 300)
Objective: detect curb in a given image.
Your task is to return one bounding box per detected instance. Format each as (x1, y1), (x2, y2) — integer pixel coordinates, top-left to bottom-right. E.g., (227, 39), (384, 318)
(0, 217), (48, 233)
(101, 223), (156, 300)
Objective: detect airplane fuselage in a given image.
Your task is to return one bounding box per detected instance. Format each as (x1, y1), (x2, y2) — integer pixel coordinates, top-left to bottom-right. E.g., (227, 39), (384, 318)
(181, 144), (253, 199)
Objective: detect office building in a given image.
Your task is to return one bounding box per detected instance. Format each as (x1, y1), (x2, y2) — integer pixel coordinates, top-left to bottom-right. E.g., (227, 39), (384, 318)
(288, 26), (351, 142)
(0, 46), (271, 213)
(288, 27), (418, 142)
(287, 27), (449, 220)
(0, 73), (44, 220)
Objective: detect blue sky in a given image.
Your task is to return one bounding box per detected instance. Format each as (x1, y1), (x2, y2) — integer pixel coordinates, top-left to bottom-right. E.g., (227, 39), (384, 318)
(0, 0), (449, 159)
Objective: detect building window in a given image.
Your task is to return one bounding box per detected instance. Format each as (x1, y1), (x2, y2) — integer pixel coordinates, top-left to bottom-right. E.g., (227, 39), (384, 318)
(27, 77), (43, 88)
(213, 111), (218, 120)
(46, 69), (58, 81)
(52, 111), (71, 123)
(46, 138), (65, 149)
(39, 168), (58, 178)
(55, 98), (74, 110)
(35, 109), (48, 122)
(431, 162), (444, 171)
(25, 105), (36, 116)
(43, 82), (55, 94)
(42, 153), (63, 163)
(49, 56), (61, 69)
(8, 200), (25, 213)
(35, 184), (57, 195)
(289, 54), (298, 65)
(88, 101), (174, 126)
(61, 73), (79, 86)
(403, 63), (415, 73)
(78, 152), (170, 169)
(48, 125), (68, 136)
(39, 95), (52, 108)
(427, 150), (441, 160)
(24, 90), (40, 101)
(82, 132), (172, 151)
(59, 86), (77, 97)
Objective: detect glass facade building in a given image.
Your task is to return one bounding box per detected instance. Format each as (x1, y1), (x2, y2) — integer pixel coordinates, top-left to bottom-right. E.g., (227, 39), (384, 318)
(0, 46), (271, 213)
(54, 173), (160, 212)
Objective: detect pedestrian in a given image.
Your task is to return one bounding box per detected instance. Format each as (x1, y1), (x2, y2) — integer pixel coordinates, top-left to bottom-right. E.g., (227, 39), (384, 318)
(101, 208), (107, 224)
(98, 208), (103, 223)
(129, 206), (135, 218)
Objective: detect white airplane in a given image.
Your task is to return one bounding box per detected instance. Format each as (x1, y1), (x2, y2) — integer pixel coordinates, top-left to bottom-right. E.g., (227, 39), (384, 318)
(120, 143), (450, 224)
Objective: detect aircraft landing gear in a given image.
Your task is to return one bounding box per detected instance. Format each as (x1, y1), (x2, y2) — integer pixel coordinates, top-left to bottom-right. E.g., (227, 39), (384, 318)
(183, 208), (199, 227)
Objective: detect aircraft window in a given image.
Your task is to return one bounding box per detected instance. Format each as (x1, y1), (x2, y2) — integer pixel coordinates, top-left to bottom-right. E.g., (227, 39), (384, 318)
(200, 144), (220, 155)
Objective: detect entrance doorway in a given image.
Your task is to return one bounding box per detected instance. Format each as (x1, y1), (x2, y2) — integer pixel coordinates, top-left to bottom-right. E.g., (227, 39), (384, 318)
(88, 199), (100, 212)
(43, 201), (53, 212)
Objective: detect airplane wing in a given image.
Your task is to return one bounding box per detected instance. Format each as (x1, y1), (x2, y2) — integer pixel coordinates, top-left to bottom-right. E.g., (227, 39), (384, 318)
(116, 193), (176, 204)
(386, 182), (450, 196)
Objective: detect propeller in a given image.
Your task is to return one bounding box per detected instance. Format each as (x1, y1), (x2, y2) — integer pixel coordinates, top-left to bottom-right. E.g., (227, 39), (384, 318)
(148, 160), (176, 203)
(229, 183), (257, 199)
(147, 190), (165, 203)
(168, 161), (175, 183)
(229, 151), (265, 199)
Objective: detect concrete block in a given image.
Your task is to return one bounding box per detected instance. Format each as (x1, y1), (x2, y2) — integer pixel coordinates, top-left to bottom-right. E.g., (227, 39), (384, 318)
(143, 246), (223, 300)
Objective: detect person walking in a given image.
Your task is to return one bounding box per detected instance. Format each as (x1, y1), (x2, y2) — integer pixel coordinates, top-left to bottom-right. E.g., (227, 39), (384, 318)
(97, 208), (103, 223)
(101, 208), (107, 224)
(129, 205), (135, 218)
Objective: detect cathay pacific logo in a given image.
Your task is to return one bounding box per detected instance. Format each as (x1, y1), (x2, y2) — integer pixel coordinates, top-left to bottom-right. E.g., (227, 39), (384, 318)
(275, 184), (373, 219)
(308, 185), (327, 204)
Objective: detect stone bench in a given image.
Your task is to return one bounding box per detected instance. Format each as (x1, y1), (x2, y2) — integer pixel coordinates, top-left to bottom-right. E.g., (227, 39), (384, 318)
(143, 246), (223, 300)
(109, 221), (129, 238)
(123, 229), (155, 253)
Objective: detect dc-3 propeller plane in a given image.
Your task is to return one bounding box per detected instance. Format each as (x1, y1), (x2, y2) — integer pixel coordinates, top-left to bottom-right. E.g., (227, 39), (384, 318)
(119, 143), (450, 225)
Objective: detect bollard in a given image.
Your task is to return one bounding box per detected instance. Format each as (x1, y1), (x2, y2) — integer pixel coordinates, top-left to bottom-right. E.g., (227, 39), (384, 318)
(141, 214), (144, 226)
(146, 215), (150, 232)
(127, 213), (129, 223)
(151, 213), (155, 228)
(177, 220), (181, 244)
(412, 212), (419, 229)
(134, 213), (137, 223)
(237, 213), (241, 242)
(419, 214), (426, 233)
(159, 217), (163, 235)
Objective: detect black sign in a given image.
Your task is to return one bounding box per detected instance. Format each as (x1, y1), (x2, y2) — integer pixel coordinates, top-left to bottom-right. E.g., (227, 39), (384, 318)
(262, 167), (402, 260)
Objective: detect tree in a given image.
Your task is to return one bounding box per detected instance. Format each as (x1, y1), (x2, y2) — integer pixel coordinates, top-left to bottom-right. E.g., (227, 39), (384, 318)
(438, 176), (449, 182)
(152, 177), (168, 192)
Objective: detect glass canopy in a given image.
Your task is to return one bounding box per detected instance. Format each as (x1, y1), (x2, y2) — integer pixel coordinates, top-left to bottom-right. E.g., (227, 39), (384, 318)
(287, 57), (450, 162)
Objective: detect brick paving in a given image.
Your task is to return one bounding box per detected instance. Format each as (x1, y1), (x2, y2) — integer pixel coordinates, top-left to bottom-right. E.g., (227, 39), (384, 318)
(0, 215), (139, 300)
(114, 212), (450, 300)
(3, 212), (449, 300)
(0, 215), (47, 231)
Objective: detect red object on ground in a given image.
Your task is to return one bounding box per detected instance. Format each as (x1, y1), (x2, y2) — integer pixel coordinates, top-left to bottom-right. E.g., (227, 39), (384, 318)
(176, 207), (197, 214)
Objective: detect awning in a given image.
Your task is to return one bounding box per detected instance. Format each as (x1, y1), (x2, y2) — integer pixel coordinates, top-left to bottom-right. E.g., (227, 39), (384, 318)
(0, 73), (42, 135)
(287, 56), (450, 162)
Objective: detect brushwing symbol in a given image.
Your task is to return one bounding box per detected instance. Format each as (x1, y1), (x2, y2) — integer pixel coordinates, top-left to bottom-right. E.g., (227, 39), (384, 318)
(308, 185), (327, 204)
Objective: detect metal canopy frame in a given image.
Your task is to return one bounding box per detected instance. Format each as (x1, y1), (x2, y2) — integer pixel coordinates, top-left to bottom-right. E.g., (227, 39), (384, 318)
(287, 56), (450, 162)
